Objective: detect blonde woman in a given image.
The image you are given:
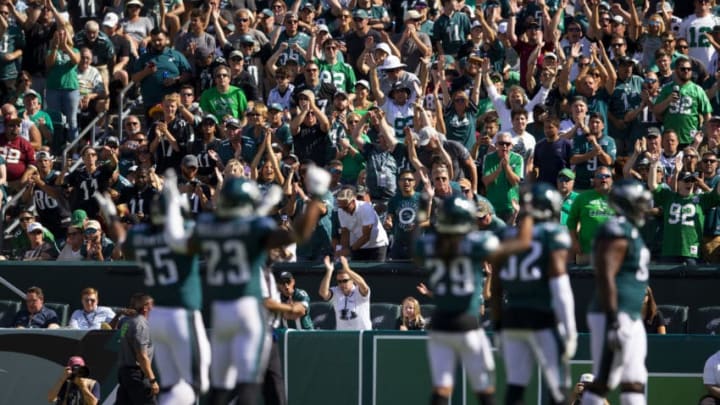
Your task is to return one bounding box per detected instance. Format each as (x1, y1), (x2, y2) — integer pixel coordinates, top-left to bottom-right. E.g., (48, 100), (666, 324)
(639, 14), (666, 68)
(46, 20), (80, 141)
(397, 296), (426, 331)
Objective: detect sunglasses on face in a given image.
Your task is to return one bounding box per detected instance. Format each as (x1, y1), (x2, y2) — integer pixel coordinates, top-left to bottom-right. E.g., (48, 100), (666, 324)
(497, 141), (512, 146)
(595, 173), (611, 179)
(678, 67), (692, 72)
(337, 279), (351, 284)
(677, 45), (689, 50)
(703, 159), (718, 163)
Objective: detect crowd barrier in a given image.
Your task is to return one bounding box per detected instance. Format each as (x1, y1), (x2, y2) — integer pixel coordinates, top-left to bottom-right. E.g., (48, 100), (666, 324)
(0, 261), (718, 332)
(0, 329), (715, 405)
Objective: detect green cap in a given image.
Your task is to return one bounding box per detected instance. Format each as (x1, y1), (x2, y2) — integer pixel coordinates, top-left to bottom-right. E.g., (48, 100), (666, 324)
(71, 209), (88, 228)
(558, 168), (576, 180)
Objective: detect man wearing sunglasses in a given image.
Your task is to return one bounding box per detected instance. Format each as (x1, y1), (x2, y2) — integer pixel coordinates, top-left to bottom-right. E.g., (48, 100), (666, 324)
(278, 272), (313, 330)
(567, 165), (615, 265)
(319, 255), (372, 331)
(653, 57), (712, 148)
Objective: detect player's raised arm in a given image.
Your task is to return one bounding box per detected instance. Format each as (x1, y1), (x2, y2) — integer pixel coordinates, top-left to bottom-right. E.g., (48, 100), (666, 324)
(267, 165), (331, 249)
(163, 169), (193, 253)
(488, 214), (534, 264)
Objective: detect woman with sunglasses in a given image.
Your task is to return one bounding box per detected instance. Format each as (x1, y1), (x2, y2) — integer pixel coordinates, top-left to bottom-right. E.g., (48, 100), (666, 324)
(639, 15), (667, 68)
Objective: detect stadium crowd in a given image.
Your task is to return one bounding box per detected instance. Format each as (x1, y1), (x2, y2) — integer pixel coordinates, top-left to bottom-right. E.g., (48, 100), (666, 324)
(1, 0), (720, 267)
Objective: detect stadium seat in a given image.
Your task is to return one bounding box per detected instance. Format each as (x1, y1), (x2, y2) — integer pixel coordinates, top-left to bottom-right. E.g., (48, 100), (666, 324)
(45, 302), (70, 327)
(689, 306), (720, 335)
(309, 301), (336, 330)
(0, 300), (21, 327)
(657, 305), (688, 334)
(420, 304), (435, 327)
(371, 303), (400, 330)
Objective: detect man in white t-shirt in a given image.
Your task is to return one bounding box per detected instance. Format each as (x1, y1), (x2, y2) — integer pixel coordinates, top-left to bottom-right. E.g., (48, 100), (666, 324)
(318, 255), (371, 331)
(335, 186), (389, 261)
(701, 350), (720, 405)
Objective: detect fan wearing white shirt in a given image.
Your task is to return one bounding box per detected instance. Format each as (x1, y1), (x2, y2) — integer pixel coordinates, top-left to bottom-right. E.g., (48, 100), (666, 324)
(68, 287), (116, 330)
(319, 256), (372, 331)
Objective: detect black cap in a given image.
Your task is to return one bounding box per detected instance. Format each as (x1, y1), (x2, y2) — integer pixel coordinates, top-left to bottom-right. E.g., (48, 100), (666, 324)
(635, 156), (651, 167)
(279, 271), (293, 281)
(618, 56), (634, 66)
(678, 171), (698, 182)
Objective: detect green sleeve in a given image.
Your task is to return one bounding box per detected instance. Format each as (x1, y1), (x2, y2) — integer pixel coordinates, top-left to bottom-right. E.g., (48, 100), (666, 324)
(237, 89), (248, 119)
(482, 152), (498, 177)
(511, 152), (524, 179)
(566, 192), (584, 231)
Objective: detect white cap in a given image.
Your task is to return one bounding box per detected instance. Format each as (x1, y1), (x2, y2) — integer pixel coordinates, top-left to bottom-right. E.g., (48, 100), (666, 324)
(416, 126), (436, 146)
(374, 42), (392, 56)
(27, 222), (44, 233)
(656, 1), (673, 12)
(579, 373), (594, 384)
(405, 10), (421, 21)
(102, 12), (119, 27)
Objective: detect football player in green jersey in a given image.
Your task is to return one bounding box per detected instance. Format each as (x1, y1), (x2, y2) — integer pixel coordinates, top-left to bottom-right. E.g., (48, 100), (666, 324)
(583, 180), (653, 405)
(415, 196), (533, 405)
(492, 183), (577, 405)
(162, 168), (329, 405)
(95, 191), (210, 405)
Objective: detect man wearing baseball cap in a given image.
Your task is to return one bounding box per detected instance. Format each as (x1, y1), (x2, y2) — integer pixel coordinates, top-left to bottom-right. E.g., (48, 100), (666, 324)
(48, 355), (101, 404)
(277, 272), (314, 330)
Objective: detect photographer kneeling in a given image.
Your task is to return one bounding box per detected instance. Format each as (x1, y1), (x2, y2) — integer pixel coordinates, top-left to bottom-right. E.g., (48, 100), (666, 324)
(48, 356), (100, 405)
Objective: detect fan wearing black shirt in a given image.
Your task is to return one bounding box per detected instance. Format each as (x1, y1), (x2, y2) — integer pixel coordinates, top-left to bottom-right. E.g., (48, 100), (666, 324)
(148, 93), (194, 174)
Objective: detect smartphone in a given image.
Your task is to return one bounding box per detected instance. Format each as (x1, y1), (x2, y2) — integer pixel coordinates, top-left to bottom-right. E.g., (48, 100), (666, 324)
(498, 22), (508, 34)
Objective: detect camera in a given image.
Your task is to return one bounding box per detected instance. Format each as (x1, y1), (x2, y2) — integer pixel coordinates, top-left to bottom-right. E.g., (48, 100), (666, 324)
(189, 179), (199, 187)
(69, 365), (89, 379)
(340, 308), (357, 320)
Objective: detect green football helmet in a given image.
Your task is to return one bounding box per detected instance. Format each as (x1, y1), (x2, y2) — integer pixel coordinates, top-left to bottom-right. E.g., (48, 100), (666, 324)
(608, 179), (652, 227)
(522, 182), (563, 221)
(216, 178), (262, 218)
(436, 196), (477, 234)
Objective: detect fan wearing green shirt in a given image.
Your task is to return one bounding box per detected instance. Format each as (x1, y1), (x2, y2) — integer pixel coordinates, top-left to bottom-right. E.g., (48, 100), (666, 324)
(566, 165), (615, 265)
(648, 159), (720, 265)
(653, 57), (712, 147)
(433, 0), (471, 57)
(317, 39), (356, 93)
(199, 64), (248, 121)
(482, 131), (523, 224)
